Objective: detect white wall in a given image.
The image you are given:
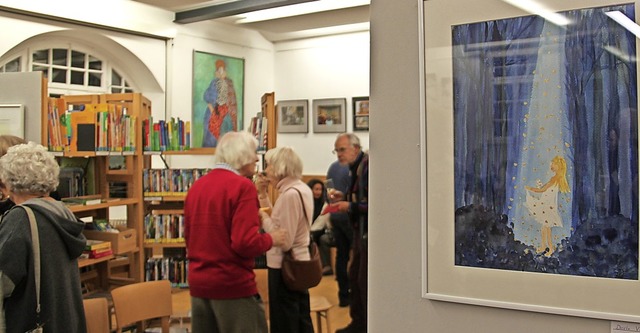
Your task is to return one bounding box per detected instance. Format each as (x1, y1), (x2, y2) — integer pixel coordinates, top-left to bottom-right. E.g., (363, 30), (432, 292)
(274, 32), (370, 175)
(0, 2), (369, 173)
(370, 0), (609, 332)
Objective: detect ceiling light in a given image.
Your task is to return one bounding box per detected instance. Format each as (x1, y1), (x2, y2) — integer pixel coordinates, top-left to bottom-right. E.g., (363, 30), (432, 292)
(501, 0), (570, 26)
(605, 11), (640, 39)
(235, 0), (369, 23)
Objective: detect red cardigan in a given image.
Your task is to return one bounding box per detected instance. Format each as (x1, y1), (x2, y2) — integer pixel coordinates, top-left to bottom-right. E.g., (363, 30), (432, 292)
(184, 168), (273, 299)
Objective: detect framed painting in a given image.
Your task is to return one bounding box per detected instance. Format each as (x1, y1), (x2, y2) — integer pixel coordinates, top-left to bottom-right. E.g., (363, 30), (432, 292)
(422, 0), (640, 322)
(192, 51), (244, 148)
(352, 96), (369, 131)
(277, 99), (308, 133)
(0, 104), (24, 138)
(312, 98), (347, 133)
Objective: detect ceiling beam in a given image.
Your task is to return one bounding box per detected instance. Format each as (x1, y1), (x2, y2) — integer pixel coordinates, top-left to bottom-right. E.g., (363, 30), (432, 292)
(174, 0), (319, 23)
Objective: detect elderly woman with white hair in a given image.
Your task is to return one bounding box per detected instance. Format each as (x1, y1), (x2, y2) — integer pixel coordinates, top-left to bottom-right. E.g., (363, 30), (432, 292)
(0, 142), (87, 333)
(184, 131), (287, 333)
(256, 146), (314, 333)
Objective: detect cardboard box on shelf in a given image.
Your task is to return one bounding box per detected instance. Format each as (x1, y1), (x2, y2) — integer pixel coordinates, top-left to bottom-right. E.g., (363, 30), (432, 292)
(83, 229), (137, 255)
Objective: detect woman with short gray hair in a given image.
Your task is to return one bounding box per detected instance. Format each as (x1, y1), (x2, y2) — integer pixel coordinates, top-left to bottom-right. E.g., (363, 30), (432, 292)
(256, 146), (314, 333)
(0, 142), (87, 333)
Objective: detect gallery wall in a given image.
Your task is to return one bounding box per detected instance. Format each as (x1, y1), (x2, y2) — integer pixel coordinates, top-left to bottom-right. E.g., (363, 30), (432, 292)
(371, 0), (616, 331)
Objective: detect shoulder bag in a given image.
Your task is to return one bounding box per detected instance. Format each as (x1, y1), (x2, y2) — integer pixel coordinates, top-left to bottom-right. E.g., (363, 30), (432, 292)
(280, 188), (323, 291)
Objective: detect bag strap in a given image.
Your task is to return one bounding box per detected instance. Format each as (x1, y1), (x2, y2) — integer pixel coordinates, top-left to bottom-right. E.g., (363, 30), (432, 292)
(288, 187), (315, 257)
(289, 187), (310, 232)
(21, 205), (41, 320)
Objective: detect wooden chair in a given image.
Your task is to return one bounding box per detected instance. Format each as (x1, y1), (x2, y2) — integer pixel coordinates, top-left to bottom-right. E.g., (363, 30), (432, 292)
(110, 280), (173, 333)
(254, 269), (269, 320)
(310, 295), (334, 333)
(83, 297), (110, 333)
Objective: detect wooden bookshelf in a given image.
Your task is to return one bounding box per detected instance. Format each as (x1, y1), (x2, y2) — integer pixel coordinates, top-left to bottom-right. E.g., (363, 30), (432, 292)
(140, 92), (277, 288)
(44, 93), (151, 293)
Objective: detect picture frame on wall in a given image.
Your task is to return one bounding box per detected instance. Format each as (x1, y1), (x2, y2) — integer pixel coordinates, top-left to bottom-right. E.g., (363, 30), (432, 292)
(352, 96), (369, 131)
(277, 99), (308, 133)
(422, 0), (640, 322)
(191, 51), (244, 148)
(312, 98), (347, 133)
(0, 104), (24, 138)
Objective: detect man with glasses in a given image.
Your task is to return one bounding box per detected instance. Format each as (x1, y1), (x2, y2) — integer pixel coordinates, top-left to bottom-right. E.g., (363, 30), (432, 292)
(330, 133), (369, 333)
(326, 158), (352, 308)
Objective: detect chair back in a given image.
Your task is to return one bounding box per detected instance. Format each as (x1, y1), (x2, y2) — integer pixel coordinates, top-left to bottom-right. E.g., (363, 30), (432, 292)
(83, 297), (110, 333)
(111, 280), (173, 333)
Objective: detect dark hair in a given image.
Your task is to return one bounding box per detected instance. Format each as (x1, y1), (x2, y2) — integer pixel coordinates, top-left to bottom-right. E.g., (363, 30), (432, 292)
(307, 178), (326, 221)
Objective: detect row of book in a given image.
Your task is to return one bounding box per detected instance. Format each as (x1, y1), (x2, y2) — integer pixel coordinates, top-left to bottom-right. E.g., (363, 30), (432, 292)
(47, 99), (137, 153)
(144, 213), (185, 243)
(145, 257), (188, 288)
(82, 239), (113, 259)
(142, 168), (210, 197)
(248, 112), (268, 152)
(143, 117), (191, 152)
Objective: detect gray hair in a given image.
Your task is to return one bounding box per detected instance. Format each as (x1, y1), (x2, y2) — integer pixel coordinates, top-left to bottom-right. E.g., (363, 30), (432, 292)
(0, 142), (59, 195)
(336, 133), (361, 149)
(215, 131), (258, 170)
(264, 146), (303, 180)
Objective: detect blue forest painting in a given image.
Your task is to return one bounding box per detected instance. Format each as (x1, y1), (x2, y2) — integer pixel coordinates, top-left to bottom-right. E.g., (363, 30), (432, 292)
(453, 4), (639, 279)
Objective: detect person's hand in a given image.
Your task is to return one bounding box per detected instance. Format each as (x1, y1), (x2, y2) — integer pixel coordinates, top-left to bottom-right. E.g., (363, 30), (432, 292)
(255, 173), (269, 195)
(269, 228), (288, 248)
(328, 189), (344, 202)
(332, 201), (351, 213)
(259, 209), (270, 222)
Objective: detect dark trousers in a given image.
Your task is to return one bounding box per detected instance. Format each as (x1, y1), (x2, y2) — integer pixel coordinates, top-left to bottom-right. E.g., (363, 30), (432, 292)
(311, 230), (332, 268)
(349, 228), (368, 329)
(333, 220), (353, 301)
(267, 268), (314, 333)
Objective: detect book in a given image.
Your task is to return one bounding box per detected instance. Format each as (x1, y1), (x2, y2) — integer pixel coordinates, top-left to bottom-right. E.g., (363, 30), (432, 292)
(62, 194), (102, 206)
(86, 248), (113, 259)
(85, 239), (112, 251)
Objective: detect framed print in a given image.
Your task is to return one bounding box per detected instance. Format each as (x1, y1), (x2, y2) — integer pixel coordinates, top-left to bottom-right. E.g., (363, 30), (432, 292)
(352, 96), (369, 131)
(0, 104), (24, 138)
(422, 0), (640, 322)
(192, 51), (244, 148)
(277, 100), (308, 133)
(312, 98), (347, 133)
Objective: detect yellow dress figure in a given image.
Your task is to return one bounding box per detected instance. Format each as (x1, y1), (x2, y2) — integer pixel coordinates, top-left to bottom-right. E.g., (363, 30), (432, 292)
(525, 156), (570, 254)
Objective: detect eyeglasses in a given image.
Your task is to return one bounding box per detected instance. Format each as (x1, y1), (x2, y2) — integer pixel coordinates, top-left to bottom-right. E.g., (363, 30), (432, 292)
(332, 147), (350, 154)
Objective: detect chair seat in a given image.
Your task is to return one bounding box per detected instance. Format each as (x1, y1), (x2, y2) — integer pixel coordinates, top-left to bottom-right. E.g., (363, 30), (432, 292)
(310, 295), (334, 333)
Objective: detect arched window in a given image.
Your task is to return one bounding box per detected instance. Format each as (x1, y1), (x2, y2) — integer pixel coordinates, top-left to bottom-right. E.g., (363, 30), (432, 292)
(1, 44), (137, 96)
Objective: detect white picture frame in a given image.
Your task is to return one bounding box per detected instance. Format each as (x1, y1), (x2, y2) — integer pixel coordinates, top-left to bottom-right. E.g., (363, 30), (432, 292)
(422, 0), (640, 322)
(0, 104), (24, 138)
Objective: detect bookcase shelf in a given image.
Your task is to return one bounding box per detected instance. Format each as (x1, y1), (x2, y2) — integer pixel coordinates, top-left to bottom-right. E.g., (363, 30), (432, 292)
(139, 92), (277, 288)
(44, 92), (151, 294)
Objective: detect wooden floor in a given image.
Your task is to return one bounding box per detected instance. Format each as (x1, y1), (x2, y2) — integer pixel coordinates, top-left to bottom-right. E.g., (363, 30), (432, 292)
(170, 274), (351, 332)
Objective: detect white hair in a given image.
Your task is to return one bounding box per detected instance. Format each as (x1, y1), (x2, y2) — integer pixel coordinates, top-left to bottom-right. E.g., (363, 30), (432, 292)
(264, 146), (303, 180)
(215, 131), (258, 170)
(0, 142), (59, 195)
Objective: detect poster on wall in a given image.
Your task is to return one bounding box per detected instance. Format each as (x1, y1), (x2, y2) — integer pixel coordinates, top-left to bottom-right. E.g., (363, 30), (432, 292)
(423, 0), (640, 321)
(192, 51), (244, 148)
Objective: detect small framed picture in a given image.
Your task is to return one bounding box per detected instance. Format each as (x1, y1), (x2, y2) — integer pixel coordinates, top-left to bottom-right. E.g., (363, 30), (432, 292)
(277, 100), (308, 133)
(352, 96), (369, 131)
(312, 98), (347, 133)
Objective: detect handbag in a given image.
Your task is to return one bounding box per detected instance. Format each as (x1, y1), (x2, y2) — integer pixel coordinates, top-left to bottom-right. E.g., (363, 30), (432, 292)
(280, 188), (323, 291)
